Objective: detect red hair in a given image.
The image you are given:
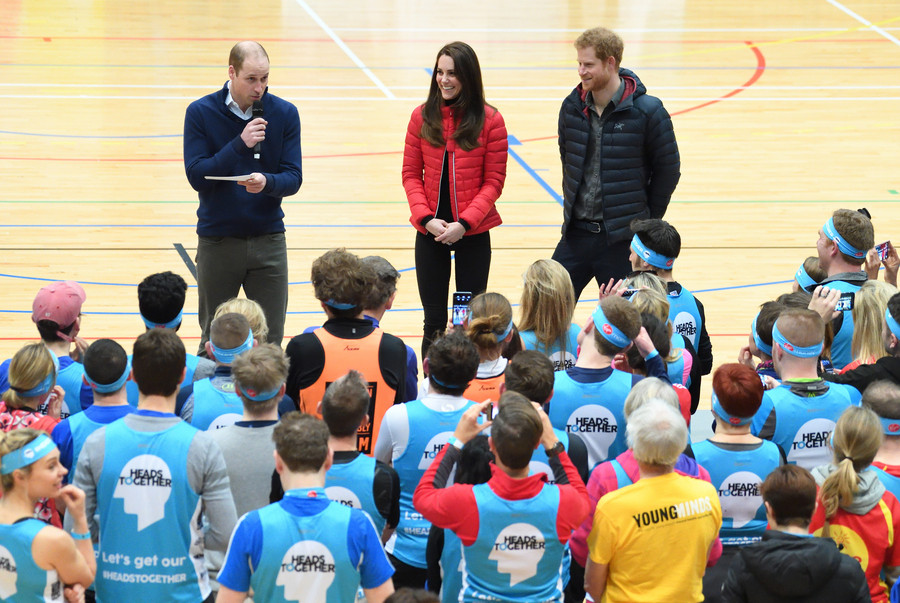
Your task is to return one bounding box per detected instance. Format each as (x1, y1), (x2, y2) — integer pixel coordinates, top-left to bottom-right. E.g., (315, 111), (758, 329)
(713, 363), (764, 418)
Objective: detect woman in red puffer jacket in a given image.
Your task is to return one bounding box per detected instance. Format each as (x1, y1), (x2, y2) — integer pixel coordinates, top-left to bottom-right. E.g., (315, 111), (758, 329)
(403, 41), (508, 359)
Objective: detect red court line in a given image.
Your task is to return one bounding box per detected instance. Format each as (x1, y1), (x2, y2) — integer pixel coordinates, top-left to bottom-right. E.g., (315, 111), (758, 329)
(518, 40), (767, 143)
(0, 42), (765, 163)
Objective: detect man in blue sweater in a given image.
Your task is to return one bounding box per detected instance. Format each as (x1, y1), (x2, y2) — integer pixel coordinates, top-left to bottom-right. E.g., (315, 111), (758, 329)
(184, 40), (302, 352)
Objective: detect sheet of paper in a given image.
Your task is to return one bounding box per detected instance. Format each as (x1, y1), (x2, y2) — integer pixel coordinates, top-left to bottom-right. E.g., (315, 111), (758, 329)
(204, 175), (253, 181)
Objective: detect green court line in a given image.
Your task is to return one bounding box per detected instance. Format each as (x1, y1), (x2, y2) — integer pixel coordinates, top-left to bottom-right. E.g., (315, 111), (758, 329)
(0, 198), (895, 205)
(890, 190), (898, 195)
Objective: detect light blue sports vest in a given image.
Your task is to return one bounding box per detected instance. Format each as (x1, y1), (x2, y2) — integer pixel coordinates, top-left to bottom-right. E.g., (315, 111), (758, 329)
(0, 518), (63, 602)
(95, 419), (206, 603)
(461, 483), (564, 602)
(390, 400), (473, 568)
(550, 370), (630, 470)
(519, 324), (581, 372)
(440, 529), (463, 603)
(873, 465), (900, 503)
(667, 333), (690, 387)
(66, 411), (103, 485)
(692, 439), (782, 546)
(325, 454), (385, 535)
(755, 383), (858, 471)
(668, 286), (702, 349)
(56, 360), (86, 418)
(251, 492), (358, 603)
(126, 353), (201, 406)
(824, 279), (862, 369)
(189, 378), (242, 431)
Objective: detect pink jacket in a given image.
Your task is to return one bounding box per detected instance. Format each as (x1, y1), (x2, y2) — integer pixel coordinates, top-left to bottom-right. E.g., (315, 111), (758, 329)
(403, 104), (508, 235)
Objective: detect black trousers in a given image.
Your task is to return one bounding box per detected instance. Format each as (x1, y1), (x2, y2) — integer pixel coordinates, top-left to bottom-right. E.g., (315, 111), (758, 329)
(552, 228), (631, 301)
(415, 230), (491, 358)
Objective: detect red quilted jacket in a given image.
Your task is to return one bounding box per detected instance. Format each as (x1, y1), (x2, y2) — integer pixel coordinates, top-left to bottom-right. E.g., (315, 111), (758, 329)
(403, 103), (508, 235)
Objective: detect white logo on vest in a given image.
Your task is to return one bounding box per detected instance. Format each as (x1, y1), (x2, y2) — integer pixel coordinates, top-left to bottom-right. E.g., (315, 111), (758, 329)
(488, 523), (546, 587)
(113, 455), (173, 531)
(277, 541), (336, 601)
(418, 431), (454, 470)
(717, 471), (763, 528)
(208, 413), (241, 431)
(673, 311), (697, 340)
(324, 486), (362, 510)
(788, 417), (836, 469)
(567, 405), (617, 467)
(0, 545), (18, 599)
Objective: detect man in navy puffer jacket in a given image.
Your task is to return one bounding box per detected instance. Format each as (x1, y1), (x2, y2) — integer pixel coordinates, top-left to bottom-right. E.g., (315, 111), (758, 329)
(553, 27), (680, 301)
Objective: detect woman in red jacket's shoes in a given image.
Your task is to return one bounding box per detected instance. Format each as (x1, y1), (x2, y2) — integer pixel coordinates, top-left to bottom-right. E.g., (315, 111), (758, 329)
(402, 41), (509, 358)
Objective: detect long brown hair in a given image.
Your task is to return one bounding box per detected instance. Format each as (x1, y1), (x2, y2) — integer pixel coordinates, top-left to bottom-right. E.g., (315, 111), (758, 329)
(421, 41), (487, 152)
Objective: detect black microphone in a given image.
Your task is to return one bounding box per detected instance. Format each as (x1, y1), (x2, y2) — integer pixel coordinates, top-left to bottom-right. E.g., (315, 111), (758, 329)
(252, 100), (264, 160)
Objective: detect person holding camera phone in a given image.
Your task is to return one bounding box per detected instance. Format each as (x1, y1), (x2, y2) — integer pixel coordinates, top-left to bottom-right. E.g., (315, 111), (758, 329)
(403, 42), (508, 359)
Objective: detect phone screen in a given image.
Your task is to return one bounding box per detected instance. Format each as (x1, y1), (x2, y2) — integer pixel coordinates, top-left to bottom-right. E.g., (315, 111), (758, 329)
(452, 291), (472, 326)
(835, 292), (854, 312)
(876, 241), (892, 261)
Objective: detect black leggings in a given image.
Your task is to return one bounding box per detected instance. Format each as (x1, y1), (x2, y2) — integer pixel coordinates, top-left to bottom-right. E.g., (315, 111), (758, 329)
(415, 230), (491, 358)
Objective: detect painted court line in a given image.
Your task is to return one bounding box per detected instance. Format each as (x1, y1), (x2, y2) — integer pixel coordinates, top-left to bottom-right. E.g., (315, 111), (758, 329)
(826, 0), (900, 48)
(292, 0), (396, 99)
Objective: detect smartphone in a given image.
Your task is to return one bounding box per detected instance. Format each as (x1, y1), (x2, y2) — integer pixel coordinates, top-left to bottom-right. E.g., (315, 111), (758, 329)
(620, 288), (639, 300)
(876, 241), (892, 261)
(835, 291), (854, 312)
(482, 402), (496, 421)
(452, 291), (472, 326)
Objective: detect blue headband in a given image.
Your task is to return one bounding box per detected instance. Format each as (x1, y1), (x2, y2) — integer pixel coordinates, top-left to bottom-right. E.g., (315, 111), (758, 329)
(880, 416), (900, 436)
(1, 434), (55, 474)
(430, 374), (469, 390)
(751, 313), (773, 356)
(237, 383), (282, 402)
(324, 299), (357, 311)
(84, 359), (131, 394)
(630, 235), (675, 270)
(141, 309), (183, 330)
(823, 217), (865, 260)
(12, 350), (59, 398)
(772, 322), (824, 358)
(592, 305), (631, 348)
(495, 319), (515, 343)
(794, 264), (818, 289)
(711, 392), (753, 426)
(210, 328), (254, 364)
(886, 308), (900, 340)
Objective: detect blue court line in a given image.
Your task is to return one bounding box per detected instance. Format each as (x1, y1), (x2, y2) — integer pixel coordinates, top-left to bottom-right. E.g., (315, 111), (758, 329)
(508, 134), (563, 205)
(0, 266), (415, 288)
(0, 130), (180, 139)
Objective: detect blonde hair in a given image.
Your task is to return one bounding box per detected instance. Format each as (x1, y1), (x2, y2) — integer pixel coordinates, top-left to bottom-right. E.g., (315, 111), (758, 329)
(629, 288), (680, 364)
(518, 259), (575, 359)
(623, 377), (679, 419)
(623, 272), (667, 298)
(852, 280), (898, 363)
(0, 428), (44, 492)
(1, 343), (55, 409)
(820, 406), (882, 519)
(214, 297), (269, 344)
(466, 292), (514, 355)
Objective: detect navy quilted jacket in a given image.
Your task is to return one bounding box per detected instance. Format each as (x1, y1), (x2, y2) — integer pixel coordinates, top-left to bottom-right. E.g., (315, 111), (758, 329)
(557, 68), (680, 243)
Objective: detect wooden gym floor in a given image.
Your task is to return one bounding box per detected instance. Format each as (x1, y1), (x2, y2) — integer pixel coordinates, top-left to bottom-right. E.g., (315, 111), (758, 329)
(2, 0), (899, 409)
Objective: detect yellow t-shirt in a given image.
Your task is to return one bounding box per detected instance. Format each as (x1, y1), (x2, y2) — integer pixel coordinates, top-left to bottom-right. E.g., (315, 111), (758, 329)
(587, 472), (722, 603)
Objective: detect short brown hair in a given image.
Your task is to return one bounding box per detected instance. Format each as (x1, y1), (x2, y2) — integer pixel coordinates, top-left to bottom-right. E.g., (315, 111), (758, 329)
(228, 41), (269, 74)
(862, 380), (900, 421)
(231, 344), (288, 416)
(831, 209), (874, 266)
(761, 465), (817, 528)
(273, 412), (330, 473)
(427, 330), (479, 395)
(593, 296), (641, 355)
(321, 370), (370, 437)
(132, 329), (185, 397)
(575, 27), (624, 67)
(775, 309), (825, 350)
(504, 350), (554, 403)
(713, 363), (764, 419)
(361, 256), (400, 310)
(492, 392), (542, 470)
(311, 248), (375, 319)
(210, 312), (251, 350)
